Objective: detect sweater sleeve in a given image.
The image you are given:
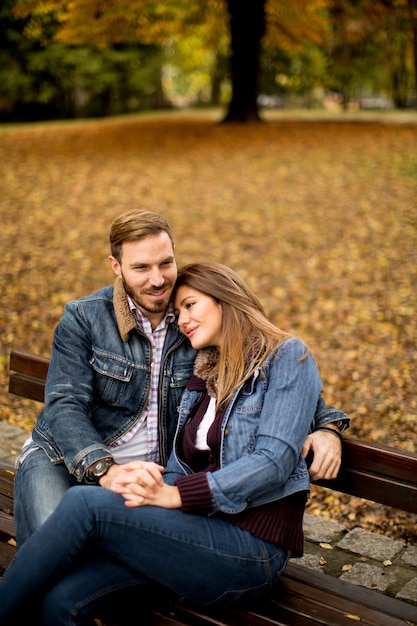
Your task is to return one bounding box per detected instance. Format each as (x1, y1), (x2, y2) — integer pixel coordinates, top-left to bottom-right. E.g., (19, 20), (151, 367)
(175, 472), (213, 514)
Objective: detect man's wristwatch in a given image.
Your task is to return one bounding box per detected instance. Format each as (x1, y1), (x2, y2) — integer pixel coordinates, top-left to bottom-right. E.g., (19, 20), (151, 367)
(86, 457), (114, 483)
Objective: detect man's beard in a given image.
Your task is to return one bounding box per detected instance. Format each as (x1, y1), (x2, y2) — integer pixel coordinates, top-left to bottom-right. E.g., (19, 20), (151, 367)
(122, 277), (173, 315)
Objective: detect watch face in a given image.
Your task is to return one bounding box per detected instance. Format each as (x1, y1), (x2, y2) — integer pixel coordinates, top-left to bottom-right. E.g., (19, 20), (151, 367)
(92, 459), (112, 477)
(94, 460), (107, 474)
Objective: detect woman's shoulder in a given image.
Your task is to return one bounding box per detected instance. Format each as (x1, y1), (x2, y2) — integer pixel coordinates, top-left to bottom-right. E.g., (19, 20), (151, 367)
(269, 336), (311, 362)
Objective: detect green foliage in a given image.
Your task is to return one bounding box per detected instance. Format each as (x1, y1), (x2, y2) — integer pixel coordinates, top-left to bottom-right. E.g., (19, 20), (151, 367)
(260, 44), (328, 105)
(0, 0), (169, 119)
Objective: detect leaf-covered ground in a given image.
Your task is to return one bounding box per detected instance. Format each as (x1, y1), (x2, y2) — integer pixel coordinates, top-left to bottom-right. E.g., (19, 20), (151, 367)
(1, 109), (416, 541)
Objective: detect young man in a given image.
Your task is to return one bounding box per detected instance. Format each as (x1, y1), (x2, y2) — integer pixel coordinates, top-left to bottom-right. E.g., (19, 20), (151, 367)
(14, 208), (349, 548)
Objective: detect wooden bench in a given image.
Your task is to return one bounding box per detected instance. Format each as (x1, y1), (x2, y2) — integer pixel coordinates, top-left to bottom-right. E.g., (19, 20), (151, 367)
(1, 349), (417, 626)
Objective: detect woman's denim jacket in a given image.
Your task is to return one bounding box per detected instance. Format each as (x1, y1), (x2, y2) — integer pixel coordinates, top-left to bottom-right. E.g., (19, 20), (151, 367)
(164, 338), (349, 513)
(32, 277), (196, 481)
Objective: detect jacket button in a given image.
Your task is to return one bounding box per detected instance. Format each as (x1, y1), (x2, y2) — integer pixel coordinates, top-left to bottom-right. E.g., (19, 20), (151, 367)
(224, 429), (230, 436)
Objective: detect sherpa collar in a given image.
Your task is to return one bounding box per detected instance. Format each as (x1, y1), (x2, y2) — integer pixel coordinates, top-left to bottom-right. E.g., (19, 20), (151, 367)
(192, 347), (220, 398)
(113, 276), (137, 342)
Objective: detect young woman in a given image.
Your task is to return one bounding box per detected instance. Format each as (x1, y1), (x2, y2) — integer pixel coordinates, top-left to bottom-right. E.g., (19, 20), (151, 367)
(0, 262), (334, 626)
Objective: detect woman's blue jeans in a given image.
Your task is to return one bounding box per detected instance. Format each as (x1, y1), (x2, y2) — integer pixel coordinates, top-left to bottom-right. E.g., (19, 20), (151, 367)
(0, 485), (289, 626)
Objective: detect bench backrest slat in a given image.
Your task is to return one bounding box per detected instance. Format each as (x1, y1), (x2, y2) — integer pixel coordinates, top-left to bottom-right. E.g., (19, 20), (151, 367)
(343, 437), (417, 484)
(320, 466), (417, 514)
(9, 350), (49, 379)
(316, 437), (417, 514)
(9, 373), (46, 403)
(9, 350), (49, 403)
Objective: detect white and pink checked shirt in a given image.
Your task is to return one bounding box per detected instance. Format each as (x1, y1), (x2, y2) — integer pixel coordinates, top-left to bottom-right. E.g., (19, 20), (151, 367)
(109, 298), (175, 464)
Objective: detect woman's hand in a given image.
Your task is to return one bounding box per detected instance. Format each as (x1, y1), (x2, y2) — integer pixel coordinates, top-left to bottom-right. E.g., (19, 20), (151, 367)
(104, 461), (181, 508)
(119, 481), (182, 509)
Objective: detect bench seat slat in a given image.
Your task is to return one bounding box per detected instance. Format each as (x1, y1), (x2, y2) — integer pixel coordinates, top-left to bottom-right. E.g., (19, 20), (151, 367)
(0, 542), (16, 576)
(278, 563), (417, 623)
(0, 511), (15, 538)
(0, 465), (15, 515)
(152, 612), (206, 626)
(0, 469), (15, 497)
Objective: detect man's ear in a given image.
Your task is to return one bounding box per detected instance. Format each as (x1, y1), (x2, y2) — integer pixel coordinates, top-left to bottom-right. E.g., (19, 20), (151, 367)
(108, 255), (121, 276)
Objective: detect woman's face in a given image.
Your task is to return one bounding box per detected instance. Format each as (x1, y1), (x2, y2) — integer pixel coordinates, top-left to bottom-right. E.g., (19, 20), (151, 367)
(174, 285), (223, 349)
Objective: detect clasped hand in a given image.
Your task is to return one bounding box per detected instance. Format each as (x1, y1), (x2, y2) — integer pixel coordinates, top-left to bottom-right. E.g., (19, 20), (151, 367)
(99, 461), (181, 509)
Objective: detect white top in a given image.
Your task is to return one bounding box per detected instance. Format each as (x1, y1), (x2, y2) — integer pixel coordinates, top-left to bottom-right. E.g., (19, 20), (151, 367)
(195, 396), (216, 451)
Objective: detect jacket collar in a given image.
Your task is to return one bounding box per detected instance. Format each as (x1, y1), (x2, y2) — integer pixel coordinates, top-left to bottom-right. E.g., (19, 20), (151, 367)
(113, 276), (138, 342)
(192, 347), (220, 398)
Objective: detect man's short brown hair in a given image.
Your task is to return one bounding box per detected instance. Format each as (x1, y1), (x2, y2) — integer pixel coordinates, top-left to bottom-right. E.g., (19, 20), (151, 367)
(109, 209), (174, 262)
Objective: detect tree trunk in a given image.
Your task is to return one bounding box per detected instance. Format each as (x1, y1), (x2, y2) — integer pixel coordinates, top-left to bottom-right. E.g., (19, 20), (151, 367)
(223, 0), (266, 123)
(409, 0), (417, 109)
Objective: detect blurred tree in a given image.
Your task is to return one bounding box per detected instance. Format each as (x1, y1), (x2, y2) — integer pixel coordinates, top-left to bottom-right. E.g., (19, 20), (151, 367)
(0, 0), (38, 119)
(327, 0), (416, 109)
(407, 0), (417, 106)
(222, 0), (266, 122)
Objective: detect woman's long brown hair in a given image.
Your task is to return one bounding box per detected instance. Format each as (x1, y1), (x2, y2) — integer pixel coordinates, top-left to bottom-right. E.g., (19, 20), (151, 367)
(174, 262), (309, 409)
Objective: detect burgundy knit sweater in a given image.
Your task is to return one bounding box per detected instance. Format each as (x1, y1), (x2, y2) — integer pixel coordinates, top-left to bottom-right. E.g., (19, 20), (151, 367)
(175, 374), (306, 557)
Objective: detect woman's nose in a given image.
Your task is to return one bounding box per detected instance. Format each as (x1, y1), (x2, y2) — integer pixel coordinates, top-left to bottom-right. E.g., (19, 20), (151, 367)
(177, 311), (188, 328)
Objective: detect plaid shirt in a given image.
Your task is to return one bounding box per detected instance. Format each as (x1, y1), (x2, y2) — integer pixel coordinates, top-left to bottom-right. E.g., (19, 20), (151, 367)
(109, 298), (175, 463)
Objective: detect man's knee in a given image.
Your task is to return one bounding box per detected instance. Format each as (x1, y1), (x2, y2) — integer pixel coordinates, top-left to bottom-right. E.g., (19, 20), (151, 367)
(14, 448), (73, 547)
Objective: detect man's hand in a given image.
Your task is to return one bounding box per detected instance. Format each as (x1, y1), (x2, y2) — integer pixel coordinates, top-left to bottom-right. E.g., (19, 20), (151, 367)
(101, 461), (181, 509)
(302, 427), (342, 481)
(99, 461), (164, 492)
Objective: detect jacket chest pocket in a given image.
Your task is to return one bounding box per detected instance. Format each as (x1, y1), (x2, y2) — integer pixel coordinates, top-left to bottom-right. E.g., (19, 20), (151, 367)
(90, 353), (135, 405)
(228, 371), (265, 455)
(235, 368), (264, 414)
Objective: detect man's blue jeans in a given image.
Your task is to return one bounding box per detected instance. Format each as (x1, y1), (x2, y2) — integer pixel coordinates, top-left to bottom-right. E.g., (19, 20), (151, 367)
(1, 485), (289, 626)
(13, 443), (79, 547)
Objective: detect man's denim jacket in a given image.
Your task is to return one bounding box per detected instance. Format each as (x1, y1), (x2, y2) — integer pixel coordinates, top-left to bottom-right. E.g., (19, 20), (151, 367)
(164, 338), (350, 513)
(32, 277), (196, 481)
